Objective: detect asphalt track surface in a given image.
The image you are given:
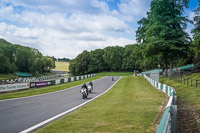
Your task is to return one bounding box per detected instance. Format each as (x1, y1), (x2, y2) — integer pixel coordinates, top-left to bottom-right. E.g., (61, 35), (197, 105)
(0, 76), (120, 133)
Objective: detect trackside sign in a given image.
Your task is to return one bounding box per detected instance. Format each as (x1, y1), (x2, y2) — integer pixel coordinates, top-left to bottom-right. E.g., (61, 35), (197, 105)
(0, 83), (30, 92)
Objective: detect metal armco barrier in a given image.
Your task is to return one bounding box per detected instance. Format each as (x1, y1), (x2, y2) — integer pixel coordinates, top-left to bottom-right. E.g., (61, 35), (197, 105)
(143, 74), (177, 133)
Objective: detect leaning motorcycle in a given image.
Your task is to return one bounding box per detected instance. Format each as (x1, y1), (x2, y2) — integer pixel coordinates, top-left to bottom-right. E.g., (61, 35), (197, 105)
(87, 84), (93, 93)
(80, 87), (87, 99)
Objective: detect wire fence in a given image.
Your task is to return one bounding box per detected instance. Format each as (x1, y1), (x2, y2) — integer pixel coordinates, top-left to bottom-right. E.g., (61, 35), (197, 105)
(171, 77), (200, 88)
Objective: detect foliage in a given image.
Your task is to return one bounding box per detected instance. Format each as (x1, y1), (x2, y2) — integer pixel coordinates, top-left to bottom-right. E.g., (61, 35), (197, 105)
(69, 45), (139, 75)
(103, 46), (124, 71)
(69, 50), (90, 75)
(0, 39), (55, 74)
(192, 0), (200, 70)
(88, 49), (109, 73)
(136, 0), (190, 75)
(57, 58), (70, 62)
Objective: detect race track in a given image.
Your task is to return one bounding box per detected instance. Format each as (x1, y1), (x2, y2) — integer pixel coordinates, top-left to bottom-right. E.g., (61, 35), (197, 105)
(0, 76), (121, 133)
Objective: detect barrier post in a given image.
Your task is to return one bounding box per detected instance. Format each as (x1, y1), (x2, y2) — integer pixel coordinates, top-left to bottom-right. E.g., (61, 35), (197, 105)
(171, 105), (177, 133)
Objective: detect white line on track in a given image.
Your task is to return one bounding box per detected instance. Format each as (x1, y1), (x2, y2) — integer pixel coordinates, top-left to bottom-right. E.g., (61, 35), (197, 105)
(0, 76), (106, 102)
(20, 76), (122, 133)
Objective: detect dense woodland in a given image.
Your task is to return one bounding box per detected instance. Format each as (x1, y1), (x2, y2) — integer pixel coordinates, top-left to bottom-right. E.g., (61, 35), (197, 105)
(0, 39), (55, 74)
(70, 0), (200, 76)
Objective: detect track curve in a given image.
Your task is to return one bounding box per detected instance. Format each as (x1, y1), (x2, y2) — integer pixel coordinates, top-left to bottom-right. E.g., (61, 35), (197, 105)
(0, 76), (121, 133)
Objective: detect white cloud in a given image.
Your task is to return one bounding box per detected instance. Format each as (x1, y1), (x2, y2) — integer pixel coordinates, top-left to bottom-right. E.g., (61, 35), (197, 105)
(0, 0), (140, 58)
(118, 0), (151, 17)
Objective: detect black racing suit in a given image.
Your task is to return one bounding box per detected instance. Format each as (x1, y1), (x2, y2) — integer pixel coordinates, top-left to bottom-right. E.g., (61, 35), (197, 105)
(82, 84), (88, 95)
(89, 82), (93, 87)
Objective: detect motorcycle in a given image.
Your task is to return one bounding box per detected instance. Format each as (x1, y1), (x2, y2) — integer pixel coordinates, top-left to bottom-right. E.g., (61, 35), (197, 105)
(80, 87), (88, 99)
(112, 76), (114, 81)
(87, 84), (93, 93)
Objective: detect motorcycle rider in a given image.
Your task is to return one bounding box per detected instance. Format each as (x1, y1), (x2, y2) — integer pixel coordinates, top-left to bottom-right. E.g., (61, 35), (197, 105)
(81, 83), (88, 95)
(89, 81), (93, 87)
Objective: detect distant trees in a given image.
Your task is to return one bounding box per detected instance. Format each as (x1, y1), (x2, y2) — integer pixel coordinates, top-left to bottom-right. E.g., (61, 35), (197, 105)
(57, 58), (70, 62)
(103, 46), (124, 71)
(69, 45), (139, 75)
(69, 50), (90, 75)
(88, 49), (108, 73)
(0, 39), (55, 74)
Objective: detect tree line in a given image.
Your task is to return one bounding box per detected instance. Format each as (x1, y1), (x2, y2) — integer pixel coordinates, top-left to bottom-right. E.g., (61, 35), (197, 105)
(70, 45), (143, 75)
(57, 58), (70, 62)
(70, 0), (200, 76)
(0, 39), (55, 74)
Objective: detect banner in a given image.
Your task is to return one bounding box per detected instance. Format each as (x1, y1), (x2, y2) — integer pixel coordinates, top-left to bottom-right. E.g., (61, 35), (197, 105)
(0, 83), (30, 92)
(31, 81), (51, 88)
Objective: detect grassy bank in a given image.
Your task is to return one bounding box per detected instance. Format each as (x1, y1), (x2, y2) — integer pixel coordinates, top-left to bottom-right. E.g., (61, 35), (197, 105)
(0, 74), (17, 80)
(160, 73), (200, 132)
(36, 76), (166, 133)
(55, 61), (69, 71)
(160, 73), (200, 106)
(0, 76), (102, 100)
(97, 72), (133, 76)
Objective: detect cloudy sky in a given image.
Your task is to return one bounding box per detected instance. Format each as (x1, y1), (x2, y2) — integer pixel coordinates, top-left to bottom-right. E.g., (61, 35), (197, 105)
(0, 0), (198, 58)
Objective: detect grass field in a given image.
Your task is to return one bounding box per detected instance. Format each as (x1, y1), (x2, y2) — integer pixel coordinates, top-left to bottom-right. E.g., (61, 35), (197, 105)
(0, 74), (17, 80)
(36, 76), (166, 133)
(0, 76), (102, 100)
(55, 61), (69, 71)
(96, 72), (133, 76)
(160, 73), (200, 132)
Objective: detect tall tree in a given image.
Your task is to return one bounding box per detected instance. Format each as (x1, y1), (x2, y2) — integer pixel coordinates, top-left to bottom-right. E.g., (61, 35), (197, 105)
(192, 0), (200, 70)
(136, 0), (190, 76)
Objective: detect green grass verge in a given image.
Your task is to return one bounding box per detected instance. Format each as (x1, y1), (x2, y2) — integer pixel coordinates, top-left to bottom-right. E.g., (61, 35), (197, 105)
(160, 73), (200, 131)
(96, 72), (133, 76)
(0, 76), (103, 100)
(36, 76), (166, 133)
(160, 74), (200, 114)
(0, 74), (17, 80)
